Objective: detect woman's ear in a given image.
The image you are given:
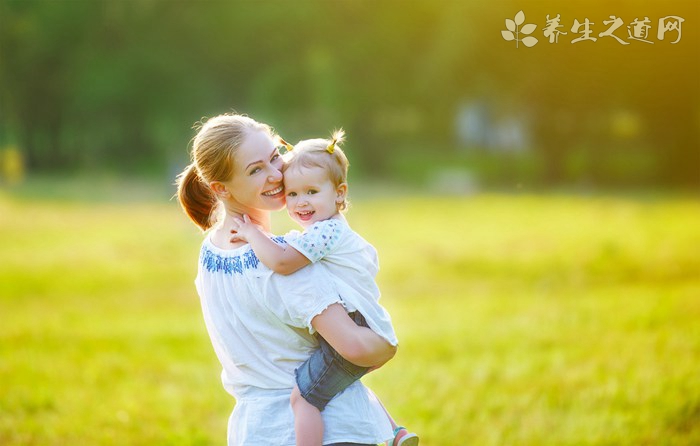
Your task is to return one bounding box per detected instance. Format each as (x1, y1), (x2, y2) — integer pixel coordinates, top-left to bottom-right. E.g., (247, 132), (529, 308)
(210, 181), (230, 199)
(335, 183), (348, 204)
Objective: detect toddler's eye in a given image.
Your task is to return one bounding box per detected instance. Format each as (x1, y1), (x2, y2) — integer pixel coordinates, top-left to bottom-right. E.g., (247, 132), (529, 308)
(287, 191), (297, 197)
(308, 190), (318, 195)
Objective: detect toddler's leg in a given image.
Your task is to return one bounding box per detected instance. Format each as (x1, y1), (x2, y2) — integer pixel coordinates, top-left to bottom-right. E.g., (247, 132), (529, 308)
(291, 384), (323, 446)
(292, 312), (372, 446)
(367, 388), (420, 446)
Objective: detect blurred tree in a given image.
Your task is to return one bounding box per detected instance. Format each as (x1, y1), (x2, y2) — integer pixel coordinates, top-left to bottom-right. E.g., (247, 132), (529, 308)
(0, 0), (697, 187)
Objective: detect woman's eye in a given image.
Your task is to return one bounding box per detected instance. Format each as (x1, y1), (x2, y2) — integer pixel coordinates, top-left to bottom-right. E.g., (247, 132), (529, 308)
(249, 167), (261, 175)
(271, 153), (281, 162)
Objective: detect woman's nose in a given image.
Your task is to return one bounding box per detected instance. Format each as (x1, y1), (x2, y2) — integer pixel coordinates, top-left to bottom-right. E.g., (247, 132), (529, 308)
(267, 169), (282, 183)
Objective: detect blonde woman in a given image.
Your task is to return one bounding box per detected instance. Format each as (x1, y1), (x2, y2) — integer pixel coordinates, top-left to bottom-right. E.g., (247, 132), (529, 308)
(177, 114), (396, 446)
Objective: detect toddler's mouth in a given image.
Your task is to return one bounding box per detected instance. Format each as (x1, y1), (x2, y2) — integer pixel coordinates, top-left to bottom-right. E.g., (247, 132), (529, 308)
(295, 210), (315, 221)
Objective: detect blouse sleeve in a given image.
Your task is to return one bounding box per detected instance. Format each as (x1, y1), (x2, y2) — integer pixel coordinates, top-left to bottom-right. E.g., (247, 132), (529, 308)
(286, 219), (343, 263)
(261, 261), (341, 334)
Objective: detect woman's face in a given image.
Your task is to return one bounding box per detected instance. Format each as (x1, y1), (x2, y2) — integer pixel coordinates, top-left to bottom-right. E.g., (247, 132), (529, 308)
(223, 129), (285, 212)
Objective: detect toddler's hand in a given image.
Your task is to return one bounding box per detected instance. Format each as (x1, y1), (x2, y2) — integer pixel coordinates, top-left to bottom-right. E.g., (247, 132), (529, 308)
(230, 214), (261, 243)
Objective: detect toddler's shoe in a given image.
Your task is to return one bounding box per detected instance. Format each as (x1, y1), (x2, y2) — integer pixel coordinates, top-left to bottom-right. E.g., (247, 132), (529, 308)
(392, 426), (419, 446)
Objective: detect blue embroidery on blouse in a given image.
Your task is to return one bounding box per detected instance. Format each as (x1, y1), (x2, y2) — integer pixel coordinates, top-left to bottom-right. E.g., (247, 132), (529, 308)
(201, 236), (287, 275)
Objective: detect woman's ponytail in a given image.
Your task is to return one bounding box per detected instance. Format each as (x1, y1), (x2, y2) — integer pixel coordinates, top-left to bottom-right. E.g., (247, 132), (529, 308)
(176, 163), (217, 231)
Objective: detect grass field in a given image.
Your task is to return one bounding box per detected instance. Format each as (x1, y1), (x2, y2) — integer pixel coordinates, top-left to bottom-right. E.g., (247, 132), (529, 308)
(1, 186), (699, 445)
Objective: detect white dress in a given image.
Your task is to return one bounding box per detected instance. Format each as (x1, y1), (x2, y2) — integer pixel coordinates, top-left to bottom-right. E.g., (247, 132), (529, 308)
(285, 216), (398, 346)
(194, 233), (393, 446)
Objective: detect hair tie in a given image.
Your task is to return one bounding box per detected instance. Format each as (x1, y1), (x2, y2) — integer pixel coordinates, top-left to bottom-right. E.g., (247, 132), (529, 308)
(279, 137), (294, 153)
(326, 139), (336, 154)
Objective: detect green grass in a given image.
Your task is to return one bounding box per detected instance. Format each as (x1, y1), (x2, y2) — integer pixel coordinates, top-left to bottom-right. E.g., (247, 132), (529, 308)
(1, 189), (699, 445)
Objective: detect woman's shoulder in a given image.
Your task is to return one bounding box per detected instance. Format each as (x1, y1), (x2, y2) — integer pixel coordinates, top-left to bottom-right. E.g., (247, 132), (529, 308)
(200, 231), (285, 276)
(204, 227), (287, 253)
(204, 229), (248, 253)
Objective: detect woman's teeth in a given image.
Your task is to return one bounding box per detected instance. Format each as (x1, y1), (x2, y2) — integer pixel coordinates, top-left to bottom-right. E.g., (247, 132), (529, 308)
(262, 186), (283, 196)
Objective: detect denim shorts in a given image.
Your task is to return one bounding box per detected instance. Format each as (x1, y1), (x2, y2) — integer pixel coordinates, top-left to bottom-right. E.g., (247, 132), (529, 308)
(295, 311), (370, 411)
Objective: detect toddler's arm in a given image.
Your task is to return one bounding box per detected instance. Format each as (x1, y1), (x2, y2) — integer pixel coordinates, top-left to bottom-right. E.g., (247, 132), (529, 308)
(231, 214), (310, 275)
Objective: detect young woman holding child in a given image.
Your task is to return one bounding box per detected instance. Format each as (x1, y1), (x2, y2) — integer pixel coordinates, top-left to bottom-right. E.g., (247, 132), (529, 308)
(177, 113), (417, 446)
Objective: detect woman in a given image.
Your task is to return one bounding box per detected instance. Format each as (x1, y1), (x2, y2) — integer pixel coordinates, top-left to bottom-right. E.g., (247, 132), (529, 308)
(176, 113), (397, 445)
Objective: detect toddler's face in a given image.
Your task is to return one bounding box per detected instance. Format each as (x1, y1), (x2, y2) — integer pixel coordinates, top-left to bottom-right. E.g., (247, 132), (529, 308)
(284, 165), (344, 228)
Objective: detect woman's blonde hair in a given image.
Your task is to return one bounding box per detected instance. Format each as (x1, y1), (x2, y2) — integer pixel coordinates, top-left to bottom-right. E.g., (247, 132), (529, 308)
(176, 114), (275, 231)
(283, 129), (350, 211)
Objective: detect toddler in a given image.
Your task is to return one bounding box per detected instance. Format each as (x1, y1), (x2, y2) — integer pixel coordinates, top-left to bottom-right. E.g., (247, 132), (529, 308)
(231, 130), (418, 446)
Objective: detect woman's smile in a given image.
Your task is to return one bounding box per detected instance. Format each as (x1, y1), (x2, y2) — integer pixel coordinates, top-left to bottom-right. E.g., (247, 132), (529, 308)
(262, 185), (284, 197)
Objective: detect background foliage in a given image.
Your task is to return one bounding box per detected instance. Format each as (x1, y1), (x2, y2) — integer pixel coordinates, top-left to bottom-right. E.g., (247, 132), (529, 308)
(0, 0), (698, 188)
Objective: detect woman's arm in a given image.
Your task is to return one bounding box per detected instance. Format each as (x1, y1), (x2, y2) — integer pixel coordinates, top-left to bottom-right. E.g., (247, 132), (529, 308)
(231, 215), (310, 274)
(311, 303), (397, 367)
